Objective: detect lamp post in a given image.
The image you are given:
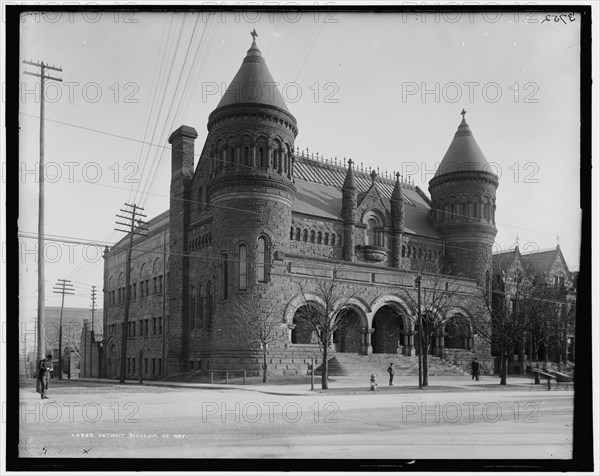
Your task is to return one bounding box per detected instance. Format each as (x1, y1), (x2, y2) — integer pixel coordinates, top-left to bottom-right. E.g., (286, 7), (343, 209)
(415, 274), (423, 389)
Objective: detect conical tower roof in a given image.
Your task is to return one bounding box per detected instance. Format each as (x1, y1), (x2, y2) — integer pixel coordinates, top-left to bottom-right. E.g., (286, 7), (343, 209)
(214, 38), (290, 113)
(434, 116), (493, 178)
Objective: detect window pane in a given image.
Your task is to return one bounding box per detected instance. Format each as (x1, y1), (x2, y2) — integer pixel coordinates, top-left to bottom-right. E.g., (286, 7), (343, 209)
(239, 245), (247, 290)
(257, 238), (266, 282)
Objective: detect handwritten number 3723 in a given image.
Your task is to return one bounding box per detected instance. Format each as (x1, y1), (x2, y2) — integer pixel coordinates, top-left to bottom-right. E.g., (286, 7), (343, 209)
(542, 13), (576, 24)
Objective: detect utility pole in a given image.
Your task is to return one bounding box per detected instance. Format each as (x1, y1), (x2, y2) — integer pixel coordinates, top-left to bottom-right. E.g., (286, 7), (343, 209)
(90, 285), (97, 378)
(415, 274), (423, 389)
(115, 203), (148, 384)
(23, 60), (63, 366)
(52, 278), (75, 380)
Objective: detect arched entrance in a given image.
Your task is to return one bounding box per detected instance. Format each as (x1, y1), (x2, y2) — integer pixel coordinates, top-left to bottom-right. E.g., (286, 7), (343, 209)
(372, 305), (403, 354)
(333, 309), (362, 353)
(291, 305), (316, 344)
(444, 314), (470, 349)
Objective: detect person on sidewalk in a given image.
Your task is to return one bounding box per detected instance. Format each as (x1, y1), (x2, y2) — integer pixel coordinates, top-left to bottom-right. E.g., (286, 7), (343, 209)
(38, 354), (53, 399)
(471, 358), (480, 381)
(387, 363), (395, 386)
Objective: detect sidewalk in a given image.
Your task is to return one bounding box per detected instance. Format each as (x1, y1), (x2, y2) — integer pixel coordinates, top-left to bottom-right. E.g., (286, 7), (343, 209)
(75, 373), (568, 396)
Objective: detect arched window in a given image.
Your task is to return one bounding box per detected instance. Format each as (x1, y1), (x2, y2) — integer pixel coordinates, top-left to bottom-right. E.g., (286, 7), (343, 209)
(238, 244), (248, 291)
(303, 229), (308, 242)
(190, 285), (196, 329)
(221, 253), (229, 300)
(317, 231), (322, 244)
(324, 232), (329, 245)
(290, 227), (294, 240)
(310, 230), (315, 243)
(258, 148), (265, 168)
(197, 285), (203, 328)
(365, 213), (383, 246)
(257, 236), (269, 283)
(331, 233), (336, 246)
(206, 282), (213, 329)
(295, 228), (301, 241)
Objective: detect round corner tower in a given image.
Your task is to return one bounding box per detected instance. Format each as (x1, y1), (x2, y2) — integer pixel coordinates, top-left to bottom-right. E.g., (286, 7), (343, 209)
(205, 35), (297, 294)
(428, 114), (499, 285)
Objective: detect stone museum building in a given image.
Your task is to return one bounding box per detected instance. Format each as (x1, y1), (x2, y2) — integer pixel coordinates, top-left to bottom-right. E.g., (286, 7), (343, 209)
(101, 36), (500, 379)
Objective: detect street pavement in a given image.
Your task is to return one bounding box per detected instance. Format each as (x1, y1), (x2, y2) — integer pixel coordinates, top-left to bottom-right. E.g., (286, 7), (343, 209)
(18, 374), (573, 459)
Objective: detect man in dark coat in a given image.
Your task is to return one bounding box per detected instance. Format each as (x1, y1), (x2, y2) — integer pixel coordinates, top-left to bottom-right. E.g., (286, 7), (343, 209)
(38, 354), (53, 399)
(387, 363), (395, 386)
(471, 358), (480, 381)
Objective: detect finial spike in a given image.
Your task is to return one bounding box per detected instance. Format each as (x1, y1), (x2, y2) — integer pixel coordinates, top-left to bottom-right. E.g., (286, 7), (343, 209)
(251, 29), (258, 40)
(461, 108), (467, 118)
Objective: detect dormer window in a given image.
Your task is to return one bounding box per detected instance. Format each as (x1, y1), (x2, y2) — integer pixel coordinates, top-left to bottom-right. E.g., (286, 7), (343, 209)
(363, 211), (384, 247)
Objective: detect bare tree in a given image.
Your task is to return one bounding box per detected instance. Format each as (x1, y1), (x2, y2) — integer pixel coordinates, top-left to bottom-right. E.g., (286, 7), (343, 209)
(403, 260), (466, 387)
(294, 264), (357, 390)
(234, 292), (287, 383)
(474, 260), (547, 385)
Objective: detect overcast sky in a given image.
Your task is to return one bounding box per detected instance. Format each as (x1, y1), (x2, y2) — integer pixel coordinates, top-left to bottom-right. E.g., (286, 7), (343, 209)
(17, 7), (586, 322)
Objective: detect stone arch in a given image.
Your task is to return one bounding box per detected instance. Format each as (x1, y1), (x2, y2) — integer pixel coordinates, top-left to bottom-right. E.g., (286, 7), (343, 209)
(105, 337), (119, 379)
(443, 307), (474, 350)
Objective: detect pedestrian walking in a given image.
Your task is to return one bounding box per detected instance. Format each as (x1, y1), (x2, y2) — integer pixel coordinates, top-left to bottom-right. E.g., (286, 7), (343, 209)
(471, 357), (480, 381)
(387, 362), (395, 386)
(38, 354), (53, 399)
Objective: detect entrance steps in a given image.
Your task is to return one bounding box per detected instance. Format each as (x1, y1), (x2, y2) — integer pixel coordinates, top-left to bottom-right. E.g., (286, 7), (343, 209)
(316, 352), (468, 377)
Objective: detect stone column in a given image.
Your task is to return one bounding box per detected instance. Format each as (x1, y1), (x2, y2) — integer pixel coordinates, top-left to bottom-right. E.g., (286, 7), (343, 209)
(402, 331), (416, 356)
(437, 334), (445, 357)
(361, 328), (374, 355)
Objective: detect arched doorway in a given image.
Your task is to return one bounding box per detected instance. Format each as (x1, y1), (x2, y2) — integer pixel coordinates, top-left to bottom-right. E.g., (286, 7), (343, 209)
(372, 305), (403, 354)
(444, 315), (470, 349)
(107, 343), (118, 379)
(333, 309), (362, 353)
(291, 305), (316, 344)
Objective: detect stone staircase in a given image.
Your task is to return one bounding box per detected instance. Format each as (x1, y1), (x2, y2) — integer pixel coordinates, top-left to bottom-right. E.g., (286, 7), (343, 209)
(316, 352), (468, 378)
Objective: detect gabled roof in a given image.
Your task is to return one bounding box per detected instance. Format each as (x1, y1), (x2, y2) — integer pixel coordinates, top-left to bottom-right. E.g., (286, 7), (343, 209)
(292, 155), (440, 238)
(522, 245), (570, 277)
(492, 247), (522, 273)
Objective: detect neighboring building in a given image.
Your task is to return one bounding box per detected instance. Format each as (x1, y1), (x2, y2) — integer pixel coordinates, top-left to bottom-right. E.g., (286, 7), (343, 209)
(102, 36), (500, 379)
(42, 306), (103, 377)
(491, 244), (576, 373)
(79, 319), (103, 378)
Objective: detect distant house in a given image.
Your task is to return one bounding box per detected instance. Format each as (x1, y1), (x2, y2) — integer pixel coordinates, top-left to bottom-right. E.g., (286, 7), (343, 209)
(491, 244), (576, 373)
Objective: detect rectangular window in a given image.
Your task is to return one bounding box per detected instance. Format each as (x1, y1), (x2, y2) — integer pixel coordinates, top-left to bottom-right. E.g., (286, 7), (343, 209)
(153, 277), (157, 295)
(152, 358), (156, 375)
(127, 358), (130, 373)
(133, 283), (137, 300)
(144, 358), (148, 375)
(146, 280), (150, 296)
(153, 318), (157, 335)
(158, 317), (162, 334)
(158, 359), (162, 376)
(158, 275), (163, 293)
(132, 358), (136, 374)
